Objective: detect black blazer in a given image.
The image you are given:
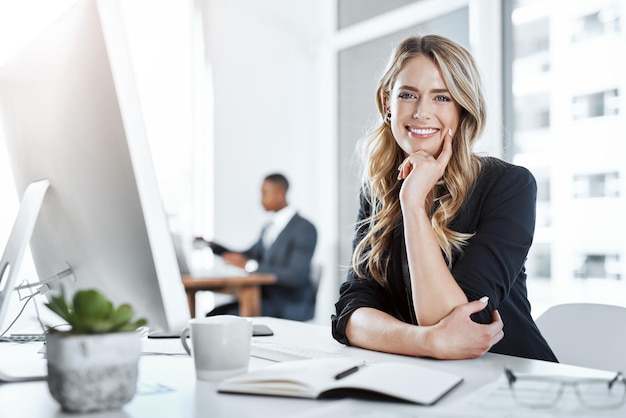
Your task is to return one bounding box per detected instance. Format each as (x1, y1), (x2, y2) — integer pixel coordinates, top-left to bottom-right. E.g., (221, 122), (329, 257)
(332, 157), (557, 362)
(244, 213), (317, 321)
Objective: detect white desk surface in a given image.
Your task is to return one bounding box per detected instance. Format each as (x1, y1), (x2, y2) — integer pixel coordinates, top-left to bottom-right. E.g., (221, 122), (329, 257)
(1, 316), (623, 417)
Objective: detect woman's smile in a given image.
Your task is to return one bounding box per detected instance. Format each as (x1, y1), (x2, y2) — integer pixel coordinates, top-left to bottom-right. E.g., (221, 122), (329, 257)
(407, 125), (440, 138)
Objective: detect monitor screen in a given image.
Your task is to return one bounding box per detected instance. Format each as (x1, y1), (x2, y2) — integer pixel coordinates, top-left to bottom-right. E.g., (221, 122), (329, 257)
(0, 0), (190, 332)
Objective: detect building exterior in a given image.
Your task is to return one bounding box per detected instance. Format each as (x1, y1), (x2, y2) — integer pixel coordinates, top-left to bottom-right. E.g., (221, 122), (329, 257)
(508, 0), (626, 312)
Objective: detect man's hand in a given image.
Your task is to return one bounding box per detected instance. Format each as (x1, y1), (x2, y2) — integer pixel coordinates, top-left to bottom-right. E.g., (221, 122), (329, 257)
(222, 252), (247, 269)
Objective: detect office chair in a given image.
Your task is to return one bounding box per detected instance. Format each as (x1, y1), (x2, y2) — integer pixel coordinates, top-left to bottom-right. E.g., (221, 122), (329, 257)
(305, 263), (323, 323)
(310, 263), (323, 304)
(535, 303), (626, 373)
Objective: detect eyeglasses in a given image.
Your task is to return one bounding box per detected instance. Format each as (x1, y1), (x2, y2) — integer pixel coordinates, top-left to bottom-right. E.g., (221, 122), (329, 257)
(504, 366), (626, 410)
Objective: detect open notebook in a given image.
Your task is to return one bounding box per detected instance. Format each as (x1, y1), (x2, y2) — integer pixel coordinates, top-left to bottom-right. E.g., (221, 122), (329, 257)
(218, 357), (463, 405)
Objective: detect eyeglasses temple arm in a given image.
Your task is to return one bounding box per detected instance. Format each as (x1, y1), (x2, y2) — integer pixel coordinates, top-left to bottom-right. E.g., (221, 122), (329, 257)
(608, 372), (624, 389)
(504, 366), (517, 385)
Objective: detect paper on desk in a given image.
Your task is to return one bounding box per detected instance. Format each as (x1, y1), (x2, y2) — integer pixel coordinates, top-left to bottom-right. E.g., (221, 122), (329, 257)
(288, 376), (626, 418)
(136, 381), (175, 395)
(441, 375), (626, 418)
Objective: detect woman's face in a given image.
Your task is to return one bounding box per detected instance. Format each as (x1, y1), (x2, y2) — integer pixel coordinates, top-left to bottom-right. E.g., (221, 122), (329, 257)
(386, 54), (461, 157)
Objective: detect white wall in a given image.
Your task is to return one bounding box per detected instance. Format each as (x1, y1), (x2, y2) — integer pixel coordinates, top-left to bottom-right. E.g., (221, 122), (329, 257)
(120, 0), (194, 228)
(0, 0), (339, 324)
(202, 0), (338, 322)
(0, 0), (193, 237)
(202, 0), (325, 247)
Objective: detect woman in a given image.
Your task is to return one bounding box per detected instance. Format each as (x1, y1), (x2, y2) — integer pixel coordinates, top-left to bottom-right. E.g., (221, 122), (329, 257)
(331, 35), (556, 362)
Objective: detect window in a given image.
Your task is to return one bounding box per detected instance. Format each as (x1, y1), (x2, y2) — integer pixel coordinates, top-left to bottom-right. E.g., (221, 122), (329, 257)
(573, 172), (620, 198)
(572, 89), (620, 120)
(337, 0), (417, 29)
(535, 175), (551, 227)
(504, 0), (626, 314)
(515, 93), (550, 131)
(513, 17), (549, 59)
(337, 5), (470, 272)
(526, 243), (552, 279)
(574, 254), (621, 280)
(572, 9), (621, 42)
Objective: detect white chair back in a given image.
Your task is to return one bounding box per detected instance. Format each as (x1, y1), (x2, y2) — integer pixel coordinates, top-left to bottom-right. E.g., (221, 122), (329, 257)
(536, 303), (626, 373)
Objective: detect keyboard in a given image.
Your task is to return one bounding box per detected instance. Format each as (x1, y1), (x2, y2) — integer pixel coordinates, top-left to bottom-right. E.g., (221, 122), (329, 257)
(0, 333), (46, 343)
(250, 341), (347, 362)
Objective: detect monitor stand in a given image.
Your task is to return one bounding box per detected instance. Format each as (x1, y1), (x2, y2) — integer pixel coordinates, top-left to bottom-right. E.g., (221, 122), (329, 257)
(0, 179), (49, 332)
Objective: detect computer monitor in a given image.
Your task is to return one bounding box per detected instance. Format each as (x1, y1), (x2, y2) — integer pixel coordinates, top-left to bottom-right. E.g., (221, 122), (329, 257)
(0, 180), (49, 333)
(0, 0), (190, 332)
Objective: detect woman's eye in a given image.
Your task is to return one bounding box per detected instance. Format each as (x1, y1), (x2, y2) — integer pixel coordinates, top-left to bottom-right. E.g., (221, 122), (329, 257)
(398, 92), (416, 100)
(435, 95), (451, 102)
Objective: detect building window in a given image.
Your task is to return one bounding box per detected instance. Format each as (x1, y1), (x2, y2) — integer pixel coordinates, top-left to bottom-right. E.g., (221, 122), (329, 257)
(574, 254), (621, 280)
(572, 89), (620, 120)
(572, 9), (621, 42)
(536, 177), (551, 202)
(535, 175), (551, 227)
(527, 243), (551, 279)
(505, 0), (626, 314)
(515, 93), (550, 131)
(573, 172), (620, 198)
(513, 17), (549, 58)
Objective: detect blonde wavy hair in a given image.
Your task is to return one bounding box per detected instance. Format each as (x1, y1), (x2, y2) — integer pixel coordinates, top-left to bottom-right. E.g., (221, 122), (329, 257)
(352, 35), (486, 286)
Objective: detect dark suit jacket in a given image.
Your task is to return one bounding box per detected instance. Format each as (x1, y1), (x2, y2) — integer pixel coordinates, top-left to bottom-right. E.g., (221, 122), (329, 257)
(243, 213), (317, 321)
(332, 157), (557, 361)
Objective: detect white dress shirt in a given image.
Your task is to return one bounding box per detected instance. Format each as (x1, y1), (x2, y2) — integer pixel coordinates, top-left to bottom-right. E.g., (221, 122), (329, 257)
(246, 206), (297, 272)
(263, 206), (296, 249)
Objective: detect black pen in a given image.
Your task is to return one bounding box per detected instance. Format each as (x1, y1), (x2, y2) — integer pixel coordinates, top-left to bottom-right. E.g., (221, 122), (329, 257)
(334, 365), (361, 380)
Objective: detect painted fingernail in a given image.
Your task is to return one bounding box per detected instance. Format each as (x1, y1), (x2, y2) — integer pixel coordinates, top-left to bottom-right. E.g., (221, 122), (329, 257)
(479, 296), (489, 303)
(448, 128), (453, 136)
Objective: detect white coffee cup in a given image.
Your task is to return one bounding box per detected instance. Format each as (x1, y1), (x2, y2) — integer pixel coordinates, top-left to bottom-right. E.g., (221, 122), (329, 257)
(180, 315), (252, 381)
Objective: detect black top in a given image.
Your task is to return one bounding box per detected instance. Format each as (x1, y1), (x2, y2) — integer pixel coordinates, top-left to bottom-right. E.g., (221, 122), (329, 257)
(332, 157), (557, 362)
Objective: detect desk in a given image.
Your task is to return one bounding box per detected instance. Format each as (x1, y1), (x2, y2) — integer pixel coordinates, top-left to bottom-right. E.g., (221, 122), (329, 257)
(181, 273), (276, 317)
(1, 317), (624, 417)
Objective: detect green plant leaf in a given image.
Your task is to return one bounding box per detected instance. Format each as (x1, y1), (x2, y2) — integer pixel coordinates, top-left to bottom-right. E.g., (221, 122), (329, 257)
(83, 318), (115, 333)
(44, 287), (148, 334)
(45, 292), (72, 323)
(134, 318), (148, 328)
(73, 290), (113, 320)
(110, 304), (134, 330)
(117, 318), (147, 332)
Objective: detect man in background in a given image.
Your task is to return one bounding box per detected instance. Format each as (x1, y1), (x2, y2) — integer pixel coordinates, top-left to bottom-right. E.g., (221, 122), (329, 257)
(195, 173), (317, 321)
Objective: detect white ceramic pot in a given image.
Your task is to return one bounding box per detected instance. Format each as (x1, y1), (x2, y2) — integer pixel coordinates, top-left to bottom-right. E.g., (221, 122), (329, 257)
(46, 331), (141, 413)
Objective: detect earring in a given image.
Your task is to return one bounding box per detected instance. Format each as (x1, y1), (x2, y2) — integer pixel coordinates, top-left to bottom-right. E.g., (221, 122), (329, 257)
(385, 112), (391, 123)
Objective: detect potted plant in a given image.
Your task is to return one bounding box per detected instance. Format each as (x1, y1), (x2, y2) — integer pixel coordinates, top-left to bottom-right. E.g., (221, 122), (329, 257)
(44, 288), (147, 413)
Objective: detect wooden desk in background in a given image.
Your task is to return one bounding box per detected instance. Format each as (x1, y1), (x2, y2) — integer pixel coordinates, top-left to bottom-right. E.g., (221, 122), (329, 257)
(181, 273), (277, 318)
